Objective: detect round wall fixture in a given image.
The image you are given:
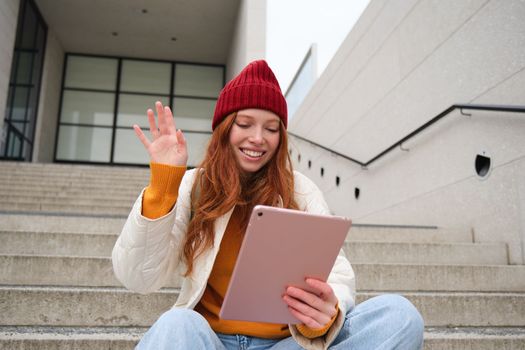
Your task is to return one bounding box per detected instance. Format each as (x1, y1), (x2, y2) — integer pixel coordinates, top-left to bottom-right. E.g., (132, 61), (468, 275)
(475, 151), (491, 178)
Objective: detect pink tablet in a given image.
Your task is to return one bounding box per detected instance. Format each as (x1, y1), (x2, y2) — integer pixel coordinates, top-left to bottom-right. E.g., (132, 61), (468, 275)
(219, 205), (352, 324)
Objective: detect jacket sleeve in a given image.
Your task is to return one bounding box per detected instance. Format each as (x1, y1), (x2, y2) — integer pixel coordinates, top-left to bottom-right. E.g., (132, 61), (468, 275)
(289, 172), (356, 350)
(111, 169), (196, 294)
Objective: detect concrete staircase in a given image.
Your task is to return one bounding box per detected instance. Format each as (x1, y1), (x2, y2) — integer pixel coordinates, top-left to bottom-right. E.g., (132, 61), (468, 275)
(1, 161), (524, 349)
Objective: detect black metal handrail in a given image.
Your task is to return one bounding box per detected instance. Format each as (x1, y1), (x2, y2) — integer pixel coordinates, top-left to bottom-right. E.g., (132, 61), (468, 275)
(288, 103), (525, 168)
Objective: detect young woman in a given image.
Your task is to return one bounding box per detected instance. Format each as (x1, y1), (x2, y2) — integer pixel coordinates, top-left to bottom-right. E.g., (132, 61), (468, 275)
(112, 60), (424, 350)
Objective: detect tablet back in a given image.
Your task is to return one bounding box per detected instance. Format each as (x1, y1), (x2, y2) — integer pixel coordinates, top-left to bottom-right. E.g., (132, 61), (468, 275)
(219, 205), (351, 324)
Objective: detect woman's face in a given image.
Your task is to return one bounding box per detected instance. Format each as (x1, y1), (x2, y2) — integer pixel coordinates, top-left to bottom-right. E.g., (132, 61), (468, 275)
(229, 109), (281, 174)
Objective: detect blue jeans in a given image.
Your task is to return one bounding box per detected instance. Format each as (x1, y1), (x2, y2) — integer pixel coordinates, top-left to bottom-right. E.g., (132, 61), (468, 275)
(136, 294), (424, 349)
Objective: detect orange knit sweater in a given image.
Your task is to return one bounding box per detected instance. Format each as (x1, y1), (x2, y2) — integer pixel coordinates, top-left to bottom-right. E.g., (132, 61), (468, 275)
(142, 163), (337, 339)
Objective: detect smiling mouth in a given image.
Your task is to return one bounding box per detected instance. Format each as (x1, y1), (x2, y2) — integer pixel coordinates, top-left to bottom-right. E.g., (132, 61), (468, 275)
(241, 148), (265, 158)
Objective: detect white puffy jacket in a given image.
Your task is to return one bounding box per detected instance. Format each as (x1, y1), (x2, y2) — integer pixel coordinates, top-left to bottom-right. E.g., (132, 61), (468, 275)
(112, 168), (355, 350)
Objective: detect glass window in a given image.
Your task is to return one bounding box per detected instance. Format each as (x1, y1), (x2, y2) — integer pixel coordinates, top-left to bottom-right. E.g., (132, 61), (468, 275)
(173, 97), (215, 120)
(10, 121), (26, 134)
(23, 120), (33, 139)
(286, 50), (316, 120)
(184, 132), (211, 167)
(56, 125), (112, 162)
(113, 129), (150, 164)
(5, 87), (13, 117)
(170, 116), (211, 132)
(11, 87), (30, 121)
(1, 0), (47, 161)
(175, 64), (223, 97)
(9, 52), (18, 82)
(64, 56), (118, 90)
(19, 4), (36, 49)
(121, 60), (171, 94)
(16, 52), (33, 84)
(53, 54), (222, 165)
(8, 133), (23, 158)
(32, 24), (46, 84)
(60, 90), (115, 126)
(117, 94), (169, 128)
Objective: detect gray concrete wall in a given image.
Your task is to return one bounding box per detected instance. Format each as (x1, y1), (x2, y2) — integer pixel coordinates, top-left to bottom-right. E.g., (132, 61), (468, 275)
(288, 0), (525, 264)
(33, 28), (64, 162)
(0, 0), (20, 138)
(226, 0), (266, 80)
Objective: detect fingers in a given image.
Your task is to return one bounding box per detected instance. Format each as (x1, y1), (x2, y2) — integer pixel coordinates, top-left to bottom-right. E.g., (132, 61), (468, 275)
(283, 294), (330, 328)
(164, 105), (177, 135)
(155, 101), (166, 134)
(176, 129), (186, 148)
(133, 124), (151, 149)
(147, 109), (159, 139)
(282, 280), (338, 328)
(155, 101), (177, 136)
(285, 284), (336, 317)
(305, 278), (337, 304)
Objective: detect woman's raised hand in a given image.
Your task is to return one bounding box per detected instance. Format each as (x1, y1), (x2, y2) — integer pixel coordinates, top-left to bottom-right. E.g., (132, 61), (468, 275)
(283, 278), (339, 329)
(133, 101), (188, 166)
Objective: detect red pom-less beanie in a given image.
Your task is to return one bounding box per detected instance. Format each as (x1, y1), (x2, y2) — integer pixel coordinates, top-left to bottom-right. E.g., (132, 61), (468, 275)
(212, 60), (287, 130)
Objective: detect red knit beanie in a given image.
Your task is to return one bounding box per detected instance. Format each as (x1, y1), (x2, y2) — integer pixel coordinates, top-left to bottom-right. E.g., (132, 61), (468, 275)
(212, 60), (287, 130)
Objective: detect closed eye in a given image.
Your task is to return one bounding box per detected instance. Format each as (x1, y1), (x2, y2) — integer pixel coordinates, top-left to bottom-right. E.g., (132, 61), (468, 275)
(235, 122), (250, 128)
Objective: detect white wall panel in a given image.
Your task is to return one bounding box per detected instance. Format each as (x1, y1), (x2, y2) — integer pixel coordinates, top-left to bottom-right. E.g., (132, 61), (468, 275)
(289, 0), (525, 264)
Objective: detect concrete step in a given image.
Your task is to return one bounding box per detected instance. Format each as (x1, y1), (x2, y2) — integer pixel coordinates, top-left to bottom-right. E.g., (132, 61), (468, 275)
(0, 180), (145, 192)
(354, 263), (525, 292)
(0, 286), (176, 327)
(0, 165), (147, 180)
(0, 326), (523, 350)
(0, 214), (126, 234)
(3, 255), (525, 292)
(0, 202), (132, 216)
(0, 171), (147, 182)
(0, 231), (116, 257)
(0, 229), (505, 265)
(357, 292), (525, 327)
(0, 326), (143, 350)
(348, 226), (473, 243)
(346, 241), (509, 265)
(0, 173), (146, 183)
(0, 187), (140, 201)
(0, 184), (139, 200)
(0, 255), (178, 288)
(1, 214), (472, 245)
(0, 188), (136, 201)
(2, 194), (135, 207)
(1, 287), (524, 328)
(0, 161), (149, 178)
(423, 327), (525, 350)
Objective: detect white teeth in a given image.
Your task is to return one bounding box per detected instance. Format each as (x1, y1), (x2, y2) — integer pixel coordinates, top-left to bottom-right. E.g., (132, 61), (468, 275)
(242, 149), (264, 157)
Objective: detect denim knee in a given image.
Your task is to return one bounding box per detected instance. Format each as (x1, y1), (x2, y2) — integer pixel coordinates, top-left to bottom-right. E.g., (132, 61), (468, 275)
(137, 308), (220, 349)
(378, 294), (424, 339)
(156, 308), (209, 330)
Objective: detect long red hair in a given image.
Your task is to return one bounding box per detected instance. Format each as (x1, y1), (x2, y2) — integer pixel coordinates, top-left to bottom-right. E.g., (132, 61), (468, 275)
(182, 112), (298, 276)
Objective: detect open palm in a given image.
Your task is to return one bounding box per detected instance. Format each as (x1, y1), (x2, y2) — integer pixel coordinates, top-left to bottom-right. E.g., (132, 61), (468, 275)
(133, 101), (188, 166)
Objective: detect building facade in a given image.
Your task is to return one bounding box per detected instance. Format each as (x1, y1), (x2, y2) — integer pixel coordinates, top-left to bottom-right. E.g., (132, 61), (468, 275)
(0, 0), (266, 167)
(1, 0), (524, 264)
